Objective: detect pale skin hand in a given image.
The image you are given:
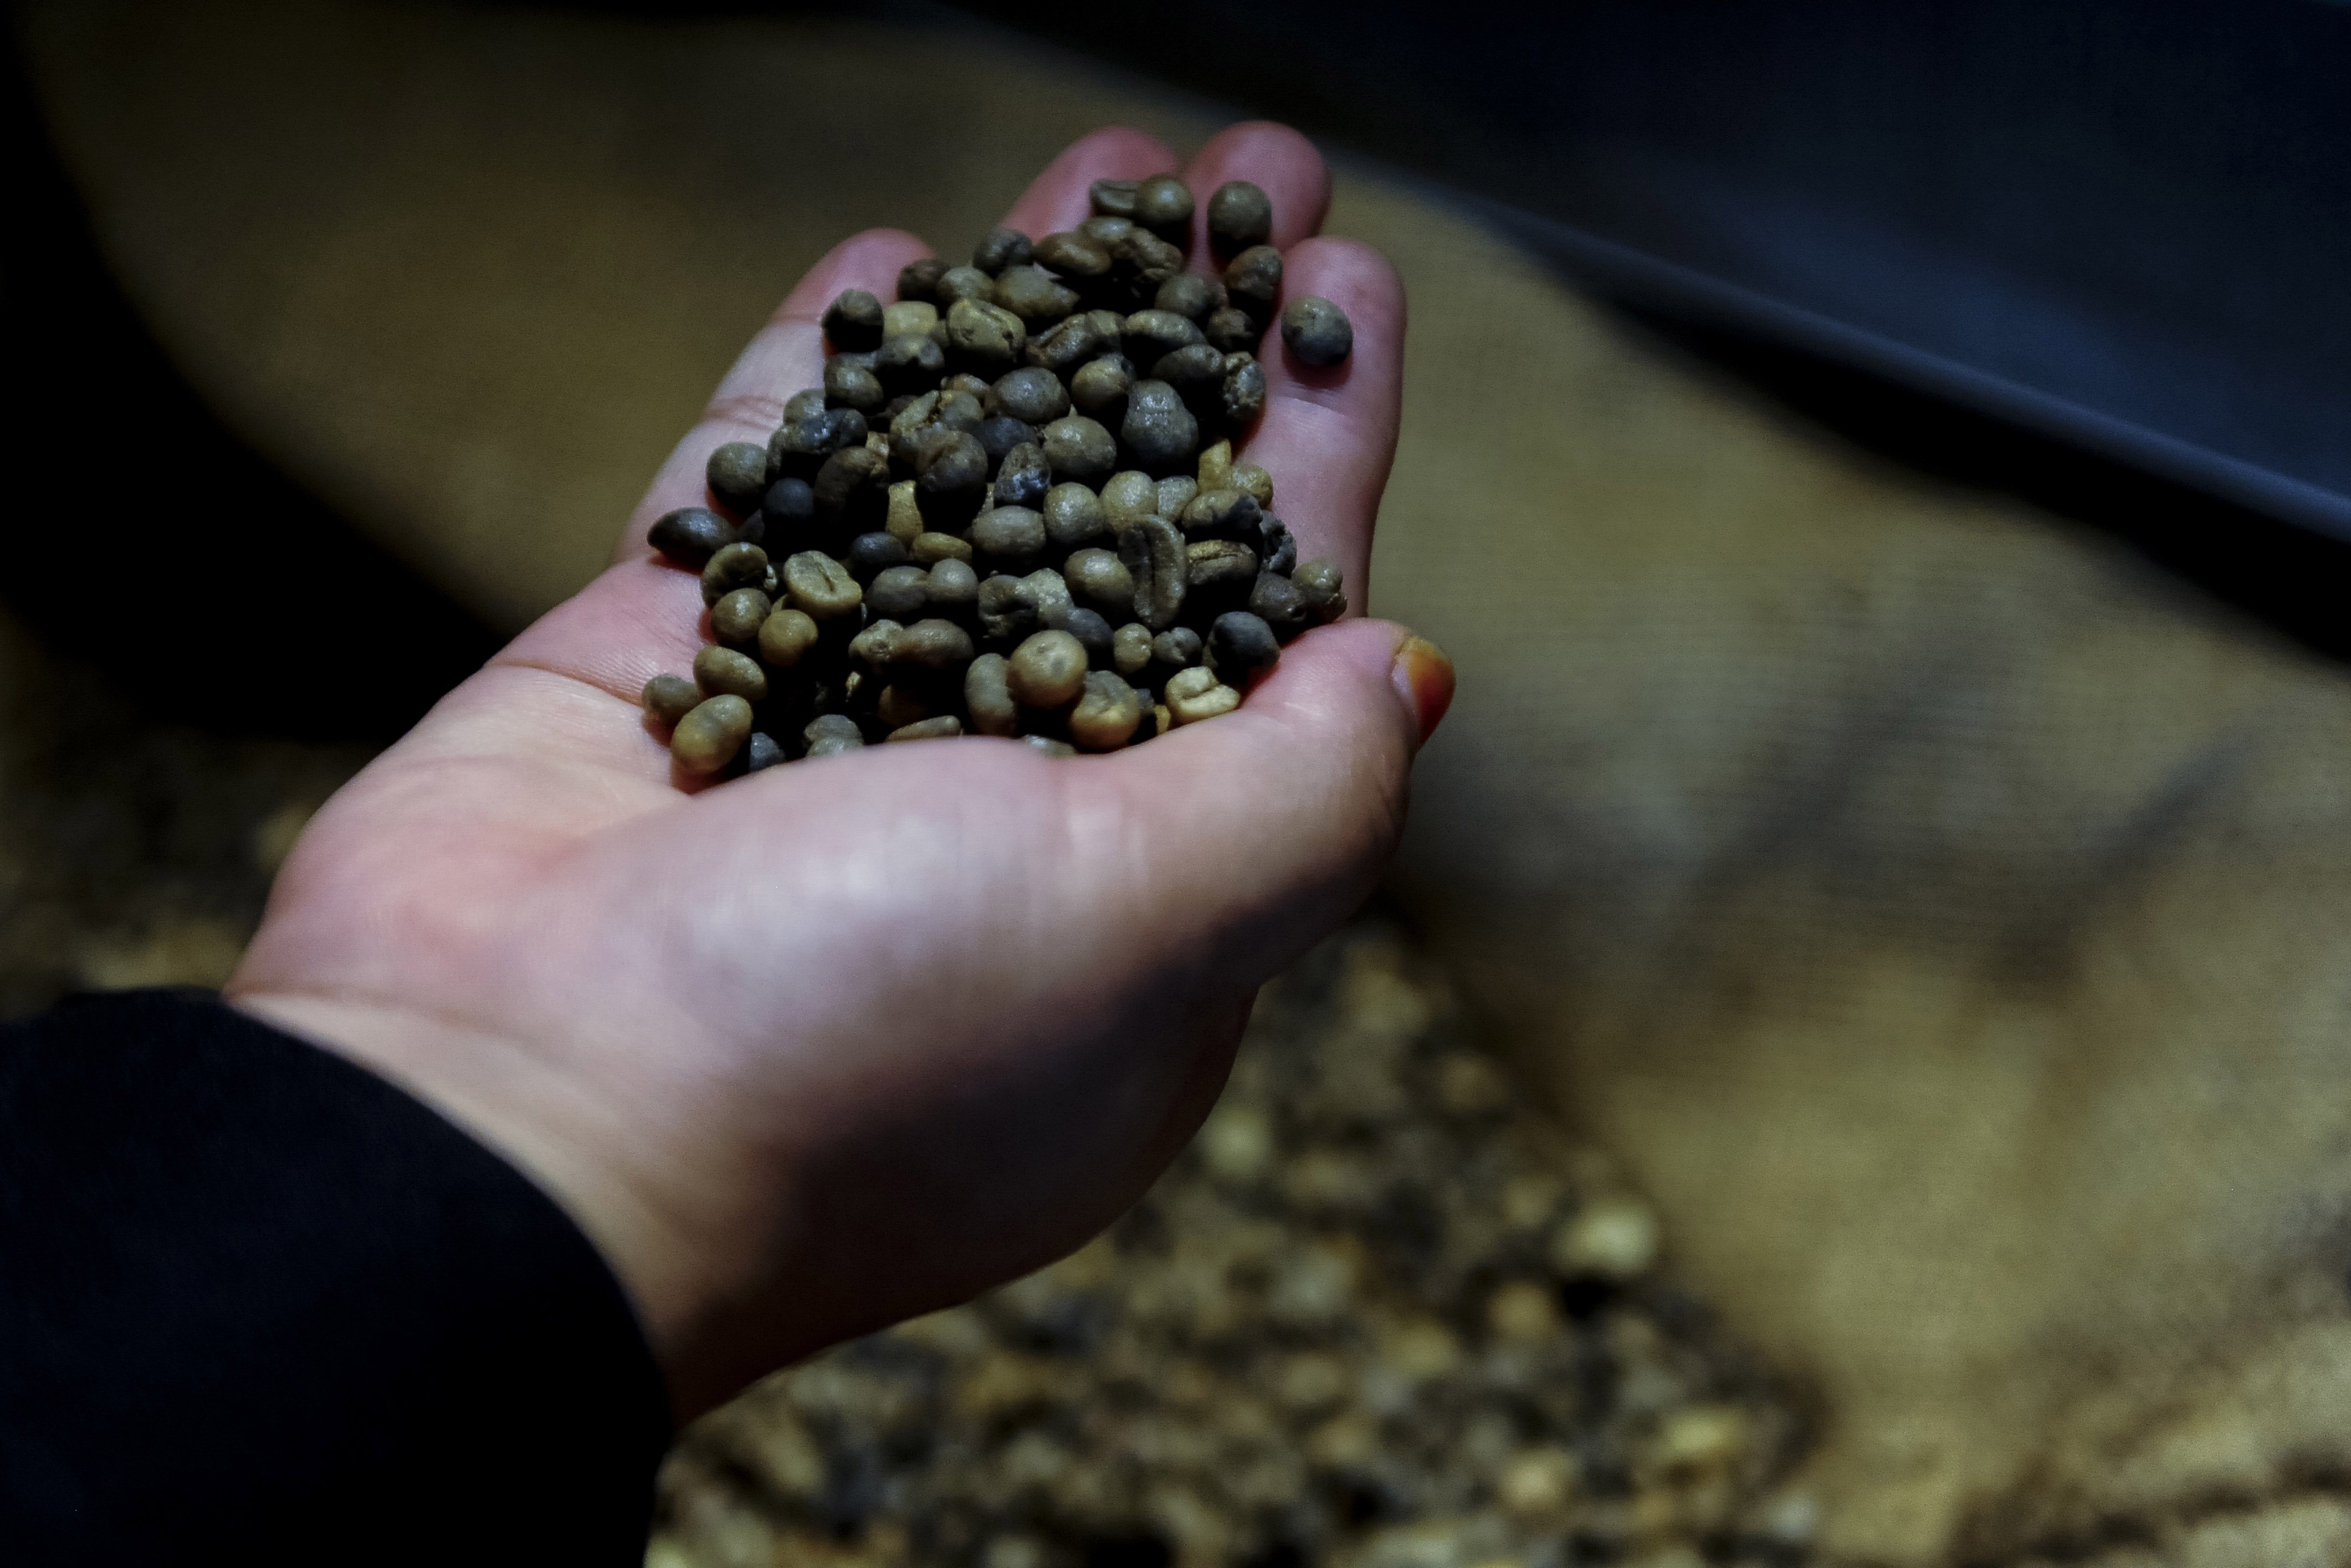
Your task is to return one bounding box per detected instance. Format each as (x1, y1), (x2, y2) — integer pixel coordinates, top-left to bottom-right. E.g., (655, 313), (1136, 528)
(227, 123), (1452, 1417)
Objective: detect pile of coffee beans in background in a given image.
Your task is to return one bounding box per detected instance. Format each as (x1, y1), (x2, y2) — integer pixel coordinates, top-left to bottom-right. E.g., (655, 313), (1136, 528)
(639, 174), (1354, 773)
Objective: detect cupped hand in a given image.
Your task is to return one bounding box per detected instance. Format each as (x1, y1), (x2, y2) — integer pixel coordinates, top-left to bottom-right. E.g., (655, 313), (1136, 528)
(227, 124), (1450, 1416)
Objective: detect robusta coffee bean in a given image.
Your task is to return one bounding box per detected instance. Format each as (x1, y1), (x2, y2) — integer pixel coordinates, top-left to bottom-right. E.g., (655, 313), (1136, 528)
(1120, 515), (1189, 631)
(1223, 246), (1283, 319)
(713, 587), (772, 645)
(707, 442), (770, 515)
(897, 258), (946, 303)
(1043, 482), (1108, 547)
(702, 541), (770, 605)
(1041, 414), (1117, 482)
(804, 712), (865, 757)
(1150, 627), (1203, 669)
(868, 563), (930, 620)
(1121, 380), (1200, 473)
(1007, 629), (1089, 708)
(926, 557), (979, 610)
(969, 505), (1046, 564)
(1064, 547), (1134, 614)
(976, 417), (1038, 467)
(884, 300), (939, 339)
(1221, 356), (1268, 424)
(1280, 295), (1354, 367)
(972, 226), (1032, 275)
(759, 607), (819, 667)
(847, 531), (909, 580)
(1034, 230), (1113, 279)
(936, 266), (994, 305)
(1063, 608), (1115, 668)
(875, 332), (947, 394)
(1203, 307), (1258, 353)
(1029, 313), (1105, 375)
(1070, 669), (1145, 750)
(825, 356), (886, 414)
(822, 289), (884, 351)
(650, 506), (739, 568)
(910, 531), (973, 564)
(1155, 273), (1226, 322)
(694, 645), (769, 703)
(992, 366), (1070, 426)
(1207, 180), (1273, 254)
(1088, 178), (1139, 218)
(673, 694), (754, 772)
(1067, 357), (1132, 426)
(1186, 539), (1258, 591)
(1125, 309), (1205, 362)
(992, 440), (1052, 507)
(1133, 175), (1194, 237)
(1207, 610), (1282, 683)
(642, 673), (700, 726)
(993, 264), (1079, 324)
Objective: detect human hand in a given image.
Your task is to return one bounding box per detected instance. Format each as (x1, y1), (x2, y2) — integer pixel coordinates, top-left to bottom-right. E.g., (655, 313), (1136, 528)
(227, 123), (1450, 1416)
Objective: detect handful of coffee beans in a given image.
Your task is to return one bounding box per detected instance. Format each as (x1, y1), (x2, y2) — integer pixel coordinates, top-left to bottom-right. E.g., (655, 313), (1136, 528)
(641, 174), (1354, 774)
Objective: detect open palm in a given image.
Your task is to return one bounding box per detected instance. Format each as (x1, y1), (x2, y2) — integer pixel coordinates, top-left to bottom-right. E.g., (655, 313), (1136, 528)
(227, 123), (1443, 1415)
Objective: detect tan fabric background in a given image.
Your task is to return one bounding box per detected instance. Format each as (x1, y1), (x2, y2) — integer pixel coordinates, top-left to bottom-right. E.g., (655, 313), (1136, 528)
(24, 3), (2351, 1561)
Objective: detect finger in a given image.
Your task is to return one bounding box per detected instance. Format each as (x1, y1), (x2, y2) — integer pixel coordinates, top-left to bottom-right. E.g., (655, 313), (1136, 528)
(1237, 237), (1406, 606)
(1001, 125), (1180, 242)
(1176, 120), (1332, 270)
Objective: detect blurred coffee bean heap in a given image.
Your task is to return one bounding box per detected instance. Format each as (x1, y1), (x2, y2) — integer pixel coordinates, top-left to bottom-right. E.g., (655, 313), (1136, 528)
(640, 176), (1356, 773)
(652, 926), (1816, 1568)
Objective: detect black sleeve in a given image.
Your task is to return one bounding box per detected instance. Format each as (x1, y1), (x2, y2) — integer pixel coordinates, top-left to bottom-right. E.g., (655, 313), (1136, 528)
(0, 988), (672, 1564)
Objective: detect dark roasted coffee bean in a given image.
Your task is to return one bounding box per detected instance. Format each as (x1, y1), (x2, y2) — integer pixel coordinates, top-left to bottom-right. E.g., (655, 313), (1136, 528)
(964, 653), (1018, 736)
(972, 226), (1032, 275)
(1222, 354), (1268, 425)
(701, 541), (770, 604)
(1208, 609), (1282, 682)
(1070, 669), (1145, 751)
(887, 715), (963, 742)
(976, 416), (1037, 467)
(1089, 178), (1139, 218)
(782, 551), (863, 620)
(970, 505), (1047, 565)
(706, 442), (769, 515)
(1291, 557), (1346, 623)
(1034, 230), (1113, 280)
(1281, 295), (1355, 367)
(935, 265), (994, 305)
(694, 644), (769, 703)
(1126, 309), (1206, 362)
(1028, 312), (1105, 374)
(992, 366), (1070, 426)
(1120, 380), (1199, 474)
(1203, 306), (1258, 353)
(1041, 483), (1105, 549)
(673, 694), (754, 773)
(1133, 174), (1194, 237)
(1154, 274), (1221, 323)
(1040, 414), (1118, 482)
(1007, 629), (1089, 708)
(822, 289), (884, 351)
(897, 617), (976, 670)
(992, 263), (1080, 324)
(1251, 570), (1310, 635)
(1113, 621), (1154, 678)
(1207, 180), (1273, 255)
(824, 356), (886, 413)
(1068, 356), (1133, 426)
(1186, 539), (1258, 590)
(1120, 515), (1187, 631)
(1063, 607), (1115, 667)
(847, 530), (909, 581)
(1063, 547), (1134, 615)
(993, 441), (1052, 508)
(759, 606), (819, 667)
(868, 563), (931, 621)
(977, 573), (1036, 643)
(897, 257), (946, 303)
(1164, 665), (1241, 726)
(1224, 245), (1283, 319)
(642, 673), (699, 726)
(1154, 343), (1228, 412)
(926, 557), (979, 611)
(744, 731), (784, 772)
(712, 586), (772, 646)
(874, 332), (947, 394)
(649, 506), (738, 568)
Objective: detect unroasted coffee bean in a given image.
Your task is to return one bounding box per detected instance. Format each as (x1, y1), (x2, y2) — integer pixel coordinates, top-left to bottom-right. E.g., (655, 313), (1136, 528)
(1021, 735), (1079, 757)
(1088, 178), (1139, 218)
(993, 366), (1070, 426)
(977, 573), (1036, 643)
(936, 265), (994, 305)
(1125, 309), (1205, 362)
(1224, 245), (1283, 319)
(1155, 273), (1227, 322)
(804, 712), (865, 757)
(782, 550), (863, 619)
(874, 331), (946, 394)
(1068, 357), (1132, 426)
(1064, 547), (1134, 614)
(1281, 295), (1354, 367)
(1208, 609), (1282, 682)
(926, 557), (979, 611)
(1018, 568), (1075, 631)
(1113, 621), (1153, 678)
(1292, 557), (1346, 622)
(945, 371), (993, 402)
(1164, 665), (1241, 725)
(875, 679), (929, 730)
(694, 644), (769, 702)
(1196, 439), (1234, 493)
(1187, 539), (1258, 590)
(1231, 462), (1274, 508)
(910, 531), (973, 564)
(897, 618), (975, 669)
(1101, 470), (1159, 526)
(650, 506), (738, 568)
(884, 479), (923, 542)
(785, 388), (828, 423)
(1207, 180), (1273, 255)
(642, 673), (699, 726)
(1028, 312), (1105, 374)
(849, 618), (904, 667)
(1157, 475), (1198, 519)
(897, 258), (946, 303)
(701, 541), (770, 604)
(1154, 342), (1228, 409)
(771, 406), (869, 483)
(1064, 608), (1115, 668)
(887, 715), (964, 742)
(868, 563), (931, 620)
(965, 652), (1018, 736)
(993, 440), (1052, 507)
(1043, 481), (1109, 547)
(1150, 626), (1203, 669)
(824, 356), (885, 413)
(1041, 415), (1117, 482)
(1123, 232), (1186, 298)
(915, 431), (990, 514)
(1222, 355), (1268, 424)
(976, 416), (1037, 465)
(992, 264), (1079, 324)
(884, 299), (938, 339)
(813, 447), (890, 535)
(712, 586), (772, 645)
(1034, 230), (1113, 279)
(1133, 174), (1194, 238)
(1203, 306), (1258, 353)
(1256, 514), (1297, 576)
(1007, 629), (1089, 708)
(1120, 515), (1188, 631)
(764, 477), (816, 544)
(759, 606), (819, 667)
(847, 530), (908, 580)
(1070, 669), (1145, 750)
(970, 505), (1046, 564)
(1251, 570), (1308, 633)
(1121, 380), (1199, 473)
(707, 442), (769, 514)
(944, 299), (1026, 373)
(822, 289), (884, 351)
(745, 731), (784, 772)
(972, 226), (1031, 274)
(673, 694), (754, 772)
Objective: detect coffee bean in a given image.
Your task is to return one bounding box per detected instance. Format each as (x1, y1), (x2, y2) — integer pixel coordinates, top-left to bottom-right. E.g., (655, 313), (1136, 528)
(764, 476), (817, 544)
(1164, 665), (1241, 725)
(897, 617), (976, 670)
(1028, 312), (1105, 375)
(1151, 627), (1203, 669)
(706, 442), (769, 515)
(936, 265), (994, 305)
(1007, 629), (1089, 708)
(849, 618), (904, 668)
(1280, 295), (1354, 367)
(1121, 380), (1200, 474)
(1187, 539), (1258, 591)
(1088, 178), (1139, 218)
(1291, 557), (1346, 623)
(1100, 470), (1159, 526)
(897, 258), (946, 303)
(1043, 482), (1109, 548)
(1208, 610), (1282, 683)
(736, 730), (780, 773)
(1207, 180), (1273, 255)
(1123, 232), (1186, 299)
(1064, 547), (1134, 614)
(824, 356), (886, 414)
(1224, 245), (1283, 319)
(977, 573), (1036, 643)
(847, 531), (909, 581)
(1064, 608), (1115, 668)
(950, 653), (1010, 737)
(784, 388), (828, 423)
(713, 586), (772, 646)
(1155, 273), (1227, 322)
(976, 417), (1038, 467)
(701, 541), (770, 604)
(813, 447), (891, 537)
(945, 372), (993, 404)
(944, 299), (1027, 375)
(1222, 355), (1268, 424)
(884, 479), (924, 544)
(910, 532), (973, 564)
(1203, 306), (1258, 353)
(1021, 735), (1078, 757)
(759, 606), (820, 667)
(1113, 621), (1153, 678)
(915, 431), (990, 520)
(1133, 174), (1194, 238)
(993, 366), (1071, 426)
(970, 505), (1047, 565)
(1071, 669), (1145, 751)
(884, 299), (939, 339)
(642, 673), (700, 726)
(782, 550), (863, 619)
(887, 715), (964, 742)
(1157, 476), (1199, 519)
(1196, 439), (1233, 494)
(673, 694), (755, 772)
(649, 506), (739, 568)
(1256, 515), (1298, 576)
(1018, 568), (1075, 631)
(972, 226), (1031, 275)
(804, 712), (865, 757)
(874, 332), (946, 394)
(868, 563), (930, 620)
(1125, 309), (1205, 362)
(822, 289), (884, 351)
(1035, 230), (1113, 280)
(992, 440), (1052, 508)
(1068, 357), (1133, 426)
(1232, 462), (1274, 508)
(694, 644), (769, 703)
(991, 264), (1079, 324)
(1041, 415), (1118, 483)
(1120, 515), (1188, 631)
(926, 557), (979, 611)
(1250, 570), (1308, 634)
(1153, 343), (1228, 411)
(771, 405), (869, 483)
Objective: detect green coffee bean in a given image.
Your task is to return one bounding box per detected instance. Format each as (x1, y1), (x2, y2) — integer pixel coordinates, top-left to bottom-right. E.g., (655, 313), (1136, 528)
(701, 541), (770, 604)
(1249, 571), (1308, 635)
(849, 618), (904, 667)
(1120, 515), (1188, 631)
(927, 557), (979, 610)
(1064, 547), (1134, 614)
(706, 442), (769, 515)
(1068, 357), (1133, 426)
(1028, 312), (1106, 375)
(1223, 246), (1283, 319)
(642, 673), (700, 726)
(991, 366), (1068, 426)
(1018, 568), (1075, 631)
(1164, 665), (1241, 725)
(1231, 462), (1274, 508)
(970, 505), (1046, 564)
(824, 356), (885, 414)
(1021, 735), (1079, 757)
(1157, 475), (1198, 519)
(1088, 178), (1139, 218)
(1113, 621), (1153, 678)
(1155, 273), (1227, 322)
(1121, 380), (1199, 473)
(1150, 627), (1202, 669)
(1196, 439), (1234, 493)
(883, 300), (938, 339)
(694, 644), (769, 703)
(1203, 307), (1258, 353)
(1101, 470), (1158, 526)
(1133, 174), (1194, 236)
(945, 299), (1026, 373)
(822, 289), (884, 351)
(874, 332), (946, 394)
(936, 265), (993, 305)
(887, 715), (964, 742)
(1125, 309), (1205, 361)
(813, 447), (891, 532)
(1035, 230), (1113, 279)
(1208, 610), (1282, 683)
(977, 573), (1035, 643)
(1041, 415), (1117, 483)
(965, 653), (1018, 736)
(782, 551), (863, 619)
(898, 618), (975, 669)
(994, 264), (1080, 324)
(973, 226), (1031, 274)
(1153, 343), (1228, 409)
(1280, 295), (1354, 367)
(745, 732), (783, 772)
(847, 530), (909, 580)
(1207, 180), (1273, 255)
(649, 506), (739, 568)
(673, 694), (754, 772)
(804, 712), (865, 758)
(1186, 539), (1258, 590)
(868, 563), (930, 621)
(783, 388), (828, 424)
(1006, 629), (1088, 708)
(1290, 557), (1346, 623)
(1070, 669), (1145, 751)
(712, 586), (772, 646)
(910, 532), (973, 564)
(759, 606), (819, 667)
(897, 258), (946, 303)
(1043, 482), (1108, 548)
(914, 431), (989, 515)
(993, 440), (1052, 508)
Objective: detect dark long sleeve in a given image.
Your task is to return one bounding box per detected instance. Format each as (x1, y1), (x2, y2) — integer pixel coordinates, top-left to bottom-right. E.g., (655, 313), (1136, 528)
(0, 988), (671, 1563)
